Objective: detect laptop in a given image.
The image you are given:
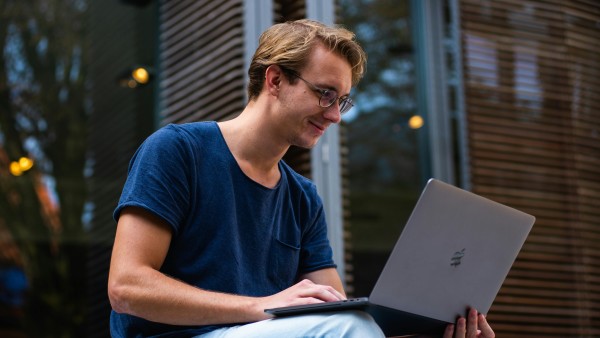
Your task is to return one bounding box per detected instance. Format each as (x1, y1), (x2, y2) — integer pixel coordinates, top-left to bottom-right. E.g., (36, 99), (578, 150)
(265, 178), (535, 336)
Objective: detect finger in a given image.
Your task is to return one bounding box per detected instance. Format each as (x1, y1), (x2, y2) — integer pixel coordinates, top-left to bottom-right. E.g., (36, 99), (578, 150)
(289, 296), (325, 306)
(313, 285), (344, 302)
(327, 286), (346, 300)
(310, 282), (345, 301)
(467, 308), (478, 338)
(296, 280), (344, 302)
(477, 314), (495, 338)
(455, 317), (466, 338)
(443, 324), (454, 338)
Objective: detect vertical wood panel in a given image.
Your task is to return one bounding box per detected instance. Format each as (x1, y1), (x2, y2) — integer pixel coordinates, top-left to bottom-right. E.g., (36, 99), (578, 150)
(159, 0), (246, 124)
(460, 0), (600, 336)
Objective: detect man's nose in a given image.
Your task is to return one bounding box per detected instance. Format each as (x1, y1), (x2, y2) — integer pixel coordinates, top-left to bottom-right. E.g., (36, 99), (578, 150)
(323, 103), (342, 124)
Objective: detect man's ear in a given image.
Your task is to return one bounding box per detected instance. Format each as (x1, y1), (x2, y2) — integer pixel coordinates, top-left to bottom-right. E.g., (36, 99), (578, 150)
(265, 65), (283, 96)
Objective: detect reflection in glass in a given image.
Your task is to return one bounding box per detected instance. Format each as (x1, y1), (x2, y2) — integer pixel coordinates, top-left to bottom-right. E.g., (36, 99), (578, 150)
(0, 1), (156, 336)
(339, 0), (426, 296)
(1, 0), (91, 336)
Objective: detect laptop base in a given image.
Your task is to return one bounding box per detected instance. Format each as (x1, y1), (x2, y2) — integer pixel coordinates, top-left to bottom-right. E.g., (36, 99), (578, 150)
(366, 304), (449, 337)
(266, 300), (449, 336)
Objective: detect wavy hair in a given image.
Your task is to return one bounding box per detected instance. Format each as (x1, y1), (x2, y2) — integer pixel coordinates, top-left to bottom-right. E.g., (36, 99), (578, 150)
(247, 19), (367, 101)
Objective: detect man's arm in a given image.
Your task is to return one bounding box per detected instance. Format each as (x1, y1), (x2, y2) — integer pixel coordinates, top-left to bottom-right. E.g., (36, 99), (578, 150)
(108, 207), (344, 326)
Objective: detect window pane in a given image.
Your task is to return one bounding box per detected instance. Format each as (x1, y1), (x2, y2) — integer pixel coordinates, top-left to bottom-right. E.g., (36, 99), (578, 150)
(0, 1), (156, 336)
(339, 0), (428, 296)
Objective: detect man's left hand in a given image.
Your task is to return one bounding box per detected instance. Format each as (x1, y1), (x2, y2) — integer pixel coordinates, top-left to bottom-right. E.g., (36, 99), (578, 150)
(443, 308), (495, 338)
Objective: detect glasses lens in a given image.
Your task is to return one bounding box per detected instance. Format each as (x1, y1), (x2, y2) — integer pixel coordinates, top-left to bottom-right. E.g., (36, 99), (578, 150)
(320, 90), (338, 107)
(339, 97), (353, 114)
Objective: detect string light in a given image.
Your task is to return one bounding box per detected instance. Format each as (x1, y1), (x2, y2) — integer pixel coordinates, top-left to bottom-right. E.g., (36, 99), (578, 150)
(9, 157), (34, 176)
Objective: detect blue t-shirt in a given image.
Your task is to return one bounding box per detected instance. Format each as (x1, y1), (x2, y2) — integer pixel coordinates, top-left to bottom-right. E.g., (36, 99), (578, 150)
(110, 121), (336, 337)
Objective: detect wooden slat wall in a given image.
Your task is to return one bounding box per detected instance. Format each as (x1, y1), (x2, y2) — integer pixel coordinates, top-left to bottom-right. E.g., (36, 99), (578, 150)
(339, 122), (354, 294)
(159, 0), (246, 124)
(460, 0), (600, 336)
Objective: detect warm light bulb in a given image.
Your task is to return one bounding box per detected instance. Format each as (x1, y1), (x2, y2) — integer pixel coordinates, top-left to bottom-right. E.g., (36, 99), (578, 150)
(131, 67), (150, 84)
(18, 157), (34, 171)
(9, 161), (23, 176)
(408, 115), (424, 129)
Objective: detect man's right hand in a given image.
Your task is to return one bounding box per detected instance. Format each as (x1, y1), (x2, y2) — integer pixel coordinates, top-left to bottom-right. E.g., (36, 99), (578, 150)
(257, 278), (346, 319)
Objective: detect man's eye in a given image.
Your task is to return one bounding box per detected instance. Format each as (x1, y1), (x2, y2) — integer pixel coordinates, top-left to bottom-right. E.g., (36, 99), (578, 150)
(322, 90), (337, 101)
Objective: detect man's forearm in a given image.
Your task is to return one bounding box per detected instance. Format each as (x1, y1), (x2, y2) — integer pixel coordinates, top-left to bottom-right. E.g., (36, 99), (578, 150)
(109, 267), (266, 326)
(109, 267), (347, 327)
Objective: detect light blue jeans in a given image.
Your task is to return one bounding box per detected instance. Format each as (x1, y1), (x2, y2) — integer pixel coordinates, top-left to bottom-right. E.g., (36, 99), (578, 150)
(196, 310), (386, 338)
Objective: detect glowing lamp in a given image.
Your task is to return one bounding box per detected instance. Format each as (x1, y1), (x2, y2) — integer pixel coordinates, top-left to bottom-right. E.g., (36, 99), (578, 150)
(9, 157), (34, 176)
(408, 115), (424, 129)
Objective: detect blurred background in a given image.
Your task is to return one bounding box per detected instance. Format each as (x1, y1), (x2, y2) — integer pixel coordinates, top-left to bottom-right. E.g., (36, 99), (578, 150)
(0, 0), (598, 337)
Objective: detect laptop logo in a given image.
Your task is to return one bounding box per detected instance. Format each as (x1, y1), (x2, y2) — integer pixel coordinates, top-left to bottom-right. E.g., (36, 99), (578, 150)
(451, 248), (466, 267)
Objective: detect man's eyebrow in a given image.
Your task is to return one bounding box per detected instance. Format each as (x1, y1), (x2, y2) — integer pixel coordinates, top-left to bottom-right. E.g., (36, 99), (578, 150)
(321, 81), (351, 96)
(317, 82), (340, 93)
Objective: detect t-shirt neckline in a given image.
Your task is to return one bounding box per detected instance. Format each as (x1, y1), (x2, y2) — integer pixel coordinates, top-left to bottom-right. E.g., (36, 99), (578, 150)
(211, 121), (284, 191)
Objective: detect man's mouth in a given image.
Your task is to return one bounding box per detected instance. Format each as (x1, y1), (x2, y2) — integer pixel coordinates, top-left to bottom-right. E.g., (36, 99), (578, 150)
(309, 121), (326, 133)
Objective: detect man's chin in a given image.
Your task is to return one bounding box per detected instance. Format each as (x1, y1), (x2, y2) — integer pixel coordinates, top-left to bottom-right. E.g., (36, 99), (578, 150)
(293, 137), (320, 150)
(290, 137), (320, 149)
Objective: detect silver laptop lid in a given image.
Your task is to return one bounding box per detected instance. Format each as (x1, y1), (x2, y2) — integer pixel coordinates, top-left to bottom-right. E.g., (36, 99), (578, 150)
(369, 178), (535, 323)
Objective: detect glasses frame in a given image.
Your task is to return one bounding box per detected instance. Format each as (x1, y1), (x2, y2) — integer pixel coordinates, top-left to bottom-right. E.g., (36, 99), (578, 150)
(281, 67), (354, 115)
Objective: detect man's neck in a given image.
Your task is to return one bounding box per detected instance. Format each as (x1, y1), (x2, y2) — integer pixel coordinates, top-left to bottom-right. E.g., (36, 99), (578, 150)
(217, 105), (288, 188)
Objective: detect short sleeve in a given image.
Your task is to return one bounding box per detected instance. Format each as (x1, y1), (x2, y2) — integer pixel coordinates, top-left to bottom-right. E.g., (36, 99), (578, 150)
(298, 189), (337, 274)
(113, 125), (194, 235)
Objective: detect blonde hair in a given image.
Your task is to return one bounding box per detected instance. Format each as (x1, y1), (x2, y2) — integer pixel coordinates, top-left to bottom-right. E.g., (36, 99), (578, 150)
(247, 19), (367, 100)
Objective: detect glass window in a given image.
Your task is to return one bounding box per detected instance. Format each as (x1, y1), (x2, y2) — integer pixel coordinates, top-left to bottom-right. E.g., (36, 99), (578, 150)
(0, 1), (156, 336)
(339, 0), (430, 296)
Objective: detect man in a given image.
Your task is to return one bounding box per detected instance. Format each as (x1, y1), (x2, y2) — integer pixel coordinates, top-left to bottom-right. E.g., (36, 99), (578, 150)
(108, 19), (494, 338)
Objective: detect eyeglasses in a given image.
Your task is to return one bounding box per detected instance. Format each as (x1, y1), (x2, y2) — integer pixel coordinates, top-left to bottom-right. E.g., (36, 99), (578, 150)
(285, 70), (354, 115)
